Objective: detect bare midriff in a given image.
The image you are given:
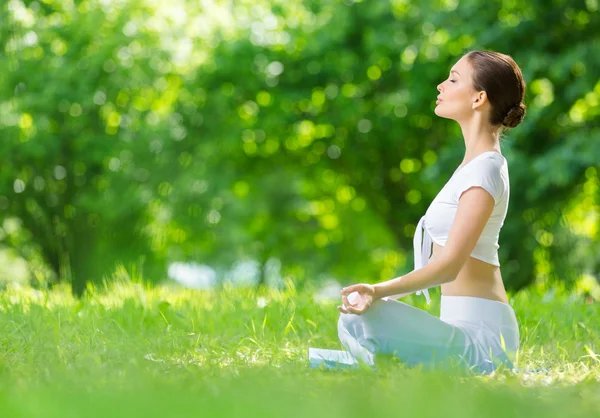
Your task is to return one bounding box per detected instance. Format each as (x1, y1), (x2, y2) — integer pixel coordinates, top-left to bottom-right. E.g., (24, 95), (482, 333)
(431, 241), (509, 304)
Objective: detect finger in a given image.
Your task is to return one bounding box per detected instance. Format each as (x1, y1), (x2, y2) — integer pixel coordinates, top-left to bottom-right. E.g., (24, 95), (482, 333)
(341, 294), (351, 308)
(337, 305), (349, 314)
(344, 304), (363, 315)
(341, 285), (359, 296)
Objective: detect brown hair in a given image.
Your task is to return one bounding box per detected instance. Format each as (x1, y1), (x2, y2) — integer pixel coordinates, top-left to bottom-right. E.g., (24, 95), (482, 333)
(465, 50), (526, 129)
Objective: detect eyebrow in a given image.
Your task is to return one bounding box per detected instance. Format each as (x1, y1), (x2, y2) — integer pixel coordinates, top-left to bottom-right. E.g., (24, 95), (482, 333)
(450, 70), (460, 76)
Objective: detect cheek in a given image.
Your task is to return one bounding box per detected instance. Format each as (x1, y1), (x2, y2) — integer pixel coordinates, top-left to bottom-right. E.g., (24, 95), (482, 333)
(445, 83), (462, 98)
(447, 86), (471, 107)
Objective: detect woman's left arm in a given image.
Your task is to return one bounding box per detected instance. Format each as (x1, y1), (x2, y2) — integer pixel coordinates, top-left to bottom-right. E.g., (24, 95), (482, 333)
(373, 185), (496, 300)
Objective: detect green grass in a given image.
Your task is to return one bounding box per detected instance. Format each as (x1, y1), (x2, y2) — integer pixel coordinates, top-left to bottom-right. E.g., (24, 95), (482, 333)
(1, 279), (599, 418)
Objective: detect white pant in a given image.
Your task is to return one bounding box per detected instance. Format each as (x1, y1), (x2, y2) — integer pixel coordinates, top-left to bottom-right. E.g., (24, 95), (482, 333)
(338, 295), (519, 373)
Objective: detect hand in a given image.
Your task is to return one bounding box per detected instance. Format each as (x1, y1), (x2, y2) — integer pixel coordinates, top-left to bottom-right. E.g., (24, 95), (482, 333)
(337, 283), (376, 315)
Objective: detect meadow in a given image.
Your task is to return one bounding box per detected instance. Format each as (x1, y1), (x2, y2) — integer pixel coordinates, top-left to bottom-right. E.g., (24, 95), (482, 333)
(3, 1), (599, 417)
(1, 278), (599, 418)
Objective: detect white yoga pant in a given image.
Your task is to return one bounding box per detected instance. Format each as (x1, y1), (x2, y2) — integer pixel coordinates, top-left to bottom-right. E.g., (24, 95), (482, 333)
(338, 295), (519, 373)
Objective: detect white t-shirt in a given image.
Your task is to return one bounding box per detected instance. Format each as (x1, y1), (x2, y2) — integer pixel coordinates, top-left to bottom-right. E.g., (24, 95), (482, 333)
(424, 151), (509, 266)
(385, 151), (509, 303)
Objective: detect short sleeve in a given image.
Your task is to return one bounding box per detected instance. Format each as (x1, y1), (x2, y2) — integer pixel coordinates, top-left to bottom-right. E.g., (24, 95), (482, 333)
(454, 157), (504, 204)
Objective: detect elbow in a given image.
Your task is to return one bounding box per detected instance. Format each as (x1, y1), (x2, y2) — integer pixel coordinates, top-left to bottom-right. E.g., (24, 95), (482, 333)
(435, 256), (464, 284)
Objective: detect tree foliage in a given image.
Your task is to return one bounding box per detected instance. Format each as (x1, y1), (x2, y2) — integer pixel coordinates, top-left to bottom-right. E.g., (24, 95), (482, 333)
(1, 0), (599, 293)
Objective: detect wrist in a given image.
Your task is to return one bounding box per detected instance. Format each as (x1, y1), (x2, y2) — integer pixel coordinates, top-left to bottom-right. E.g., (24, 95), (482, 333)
(372, 283), (385, 300)
(374, 275), (404, 299)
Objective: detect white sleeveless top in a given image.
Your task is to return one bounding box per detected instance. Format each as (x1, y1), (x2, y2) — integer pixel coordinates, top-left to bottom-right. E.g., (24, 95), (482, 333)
(386, 152), (510, 304)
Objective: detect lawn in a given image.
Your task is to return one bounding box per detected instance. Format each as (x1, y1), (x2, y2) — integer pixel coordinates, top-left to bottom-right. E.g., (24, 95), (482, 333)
(1, 279), (599, 418)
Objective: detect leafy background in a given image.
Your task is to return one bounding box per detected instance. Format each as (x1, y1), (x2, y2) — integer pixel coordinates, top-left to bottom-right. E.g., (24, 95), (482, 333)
(1, 0), (599, 297)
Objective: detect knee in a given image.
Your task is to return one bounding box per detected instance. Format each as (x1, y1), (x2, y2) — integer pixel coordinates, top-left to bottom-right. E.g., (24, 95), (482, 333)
(338, 299), (394, 342)
(338, 310), (374, 340)
(338, 311), (362, 338)
(337, 311), (353, 333)
(338, 299), (386, 328)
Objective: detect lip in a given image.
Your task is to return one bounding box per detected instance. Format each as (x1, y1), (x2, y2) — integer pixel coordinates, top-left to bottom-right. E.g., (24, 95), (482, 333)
(436, 98), (443, 104)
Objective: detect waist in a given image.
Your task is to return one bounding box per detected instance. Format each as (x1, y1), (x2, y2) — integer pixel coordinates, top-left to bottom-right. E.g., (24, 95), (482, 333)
(440, 295), (518, 328)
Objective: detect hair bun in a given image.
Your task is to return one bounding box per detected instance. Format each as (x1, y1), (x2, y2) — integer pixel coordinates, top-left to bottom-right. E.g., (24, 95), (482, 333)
(502, 102), (526, 128)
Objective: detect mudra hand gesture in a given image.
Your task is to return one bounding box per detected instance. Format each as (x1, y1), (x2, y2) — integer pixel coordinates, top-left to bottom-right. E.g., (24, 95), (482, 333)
(337, 283), (377, 315)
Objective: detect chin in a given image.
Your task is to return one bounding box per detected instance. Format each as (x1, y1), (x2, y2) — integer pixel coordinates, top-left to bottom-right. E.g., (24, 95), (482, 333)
(434, 106), (456, 121)
(434, 106), (448, 118)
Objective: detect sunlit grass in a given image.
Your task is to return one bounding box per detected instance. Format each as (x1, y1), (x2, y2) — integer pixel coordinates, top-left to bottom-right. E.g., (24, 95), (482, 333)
(1, 279), (599, 417)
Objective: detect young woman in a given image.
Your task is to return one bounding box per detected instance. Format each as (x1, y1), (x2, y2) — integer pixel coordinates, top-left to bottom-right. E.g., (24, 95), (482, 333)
(337, 50), (526, 373)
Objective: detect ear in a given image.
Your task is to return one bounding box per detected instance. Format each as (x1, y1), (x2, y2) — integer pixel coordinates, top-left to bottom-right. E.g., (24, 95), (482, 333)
(472, 90), (488, 110)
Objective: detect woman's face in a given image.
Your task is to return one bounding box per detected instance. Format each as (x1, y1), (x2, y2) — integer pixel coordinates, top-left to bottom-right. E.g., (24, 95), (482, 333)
(434, 56), (479, 122)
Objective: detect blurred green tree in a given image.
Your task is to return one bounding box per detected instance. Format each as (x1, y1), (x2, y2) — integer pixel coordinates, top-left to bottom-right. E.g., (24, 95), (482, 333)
(1, 0), (598, 294)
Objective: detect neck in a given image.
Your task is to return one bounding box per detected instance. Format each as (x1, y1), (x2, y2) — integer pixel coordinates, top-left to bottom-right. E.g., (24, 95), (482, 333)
(458, 114), (501, 159)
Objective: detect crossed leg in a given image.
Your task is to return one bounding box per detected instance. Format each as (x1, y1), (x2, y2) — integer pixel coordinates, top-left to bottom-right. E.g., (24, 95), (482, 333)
(338, 298), (471, 369)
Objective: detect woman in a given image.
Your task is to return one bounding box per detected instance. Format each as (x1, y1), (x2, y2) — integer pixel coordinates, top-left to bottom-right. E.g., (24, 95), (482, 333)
(337, 50), (526, 373)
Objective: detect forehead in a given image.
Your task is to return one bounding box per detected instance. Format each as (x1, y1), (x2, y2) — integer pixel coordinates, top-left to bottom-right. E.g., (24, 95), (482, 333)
(451, 56), (471, 74)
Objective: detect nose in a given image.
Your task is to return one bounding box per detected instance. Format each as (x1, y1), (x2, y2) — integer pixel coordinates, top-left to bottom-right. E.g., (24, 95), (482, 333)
(437, 82), (443, 92)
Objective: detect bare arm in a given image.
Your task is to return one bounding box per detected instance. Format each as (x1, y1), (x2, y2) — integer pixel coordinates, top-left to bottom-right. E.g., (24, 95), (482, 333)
(373, 185), (496, 299)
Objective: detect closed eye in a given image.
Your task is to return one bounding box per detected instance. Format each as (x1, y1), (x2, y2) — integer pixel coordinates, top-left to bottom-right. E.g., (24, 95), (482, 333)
(449, 79), (456, 83)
